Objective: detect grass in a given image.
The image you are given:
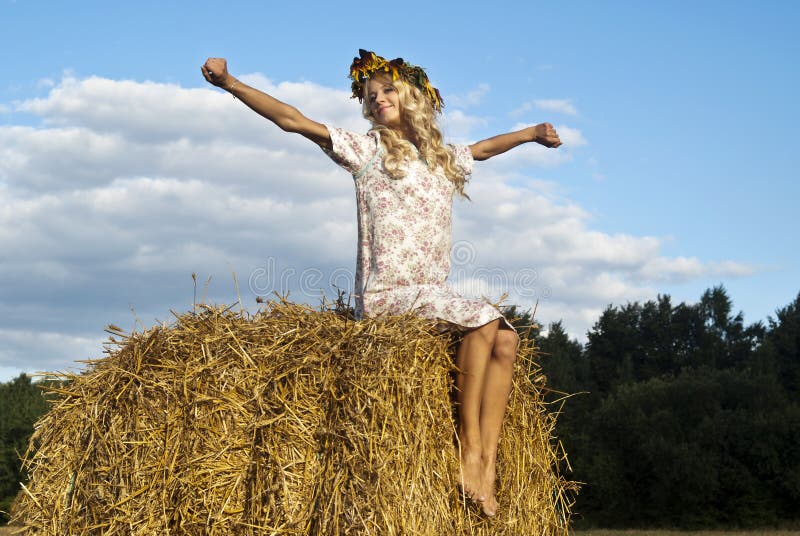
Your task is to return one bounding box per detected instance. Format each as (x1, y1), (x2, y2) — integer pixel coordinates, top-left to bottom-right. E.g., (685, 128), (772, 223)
(574, 531), (800, 536)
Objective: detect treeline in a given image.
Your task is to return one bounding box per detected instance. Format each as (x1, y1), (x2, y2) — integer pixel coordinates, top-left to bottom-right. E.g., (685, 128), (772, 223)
(523, 286), (800, 528)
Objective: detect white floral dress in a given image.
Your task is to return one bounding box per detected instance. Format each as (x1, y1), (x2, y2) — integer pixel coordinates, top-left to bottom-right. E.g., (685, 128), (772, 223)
(322, 126), (513, 332)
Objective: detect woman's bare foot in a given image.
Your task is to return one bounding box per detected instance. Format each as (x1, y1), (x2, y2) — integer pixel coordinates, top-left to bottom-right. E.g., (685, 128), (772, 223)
(479, 457), (498, 517)
(457, 447), (485, 503)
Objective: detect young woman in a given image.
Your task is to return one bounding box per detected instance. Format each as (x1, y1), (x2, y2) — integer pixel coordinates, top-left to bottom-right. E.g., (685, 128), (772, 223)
(202, 50), (561, 517)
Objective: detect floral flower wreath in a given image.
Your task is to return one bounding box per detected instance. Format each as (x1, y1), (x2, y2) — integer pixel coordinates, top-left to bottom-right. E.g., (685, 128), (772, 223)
(349, 49), (444, 113)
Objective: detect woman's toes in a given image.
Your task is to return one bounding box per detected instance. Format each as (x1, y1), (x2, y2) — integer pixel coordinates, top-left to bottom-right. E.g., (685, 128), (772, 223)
(481, 495), (498, 517)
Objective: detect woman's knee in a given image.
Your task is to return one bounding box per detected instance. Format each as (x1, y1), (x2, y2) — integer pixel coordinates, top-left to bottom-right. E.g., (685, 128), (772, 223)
(464, 319), (500, 347)
(493, 329), (519, 364)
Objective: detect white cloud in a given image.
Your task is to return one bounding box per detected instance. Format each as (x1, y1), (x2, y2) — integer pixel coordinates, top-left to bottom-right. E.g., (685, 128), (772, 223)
(446, 83), (491, 109)
(511, 99), (578, 118)
(709, 260), (758, 277)
(0, 328), (104, 378)
(440, 109), (491, 142)
(0, 74), (756, 379)
(554, 125), (587, 147)
(36, 78), (55, 89)
(510, 102), (534, 116)
(637, 257), (757, 283)
(534, 99), (578, 116)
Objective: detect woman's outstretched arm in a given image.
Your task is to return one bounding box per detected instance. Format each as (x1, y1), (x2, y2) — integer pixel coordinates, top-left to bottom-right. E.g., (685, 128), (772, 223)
(468, 123), (561, 161)
(202, 58), (331, 150)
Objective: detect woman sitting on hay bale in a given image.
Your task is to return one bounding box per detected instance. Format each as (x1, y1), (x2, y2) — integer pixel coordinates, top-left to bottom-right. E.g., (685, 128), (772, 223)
(201, 49), (562, 517)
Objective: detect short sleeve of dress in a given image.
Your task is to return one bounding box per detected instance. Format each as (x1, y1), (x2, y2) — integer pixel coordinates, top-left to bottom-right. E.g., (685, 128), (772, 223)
(449, 144), (474, 179)
(321, 125), (381, 177)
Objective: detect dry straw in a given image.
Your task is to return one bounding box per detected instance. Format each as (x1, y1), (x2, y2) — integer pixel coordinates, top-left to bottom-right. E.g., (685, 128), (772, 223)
(11, 298), (577, 534)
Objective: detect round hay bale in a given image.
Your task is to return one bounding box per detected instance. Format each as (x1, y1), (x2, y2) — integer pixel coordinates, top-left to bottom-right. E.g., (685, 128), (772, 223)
(10, 300), (576, 535)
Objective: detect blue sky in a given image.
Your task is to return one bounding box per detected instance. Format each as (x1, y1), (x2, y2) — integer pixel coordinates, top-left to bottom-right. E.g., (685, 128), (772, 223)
(1, 0), (798, 380)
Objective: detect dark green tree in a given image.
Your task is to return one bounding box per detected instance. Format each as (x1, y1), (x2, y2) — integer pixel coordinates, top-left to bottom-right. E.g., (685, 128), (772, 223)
(584, 286), (763, 392)
(698, 286), (764, 371)
(757, 292), (800, 398)
(571, 368), (799, 528)
(0, 374), (51, 522)
(560, 287), (798, 528)
(585, 302), (643, 393)
(537, 320), (587, 396)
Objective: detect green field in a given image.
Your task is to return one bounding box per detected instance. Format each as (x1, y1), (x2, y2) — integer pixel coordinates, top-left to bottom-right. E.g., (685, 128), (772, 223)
(572, 529), (800, 536)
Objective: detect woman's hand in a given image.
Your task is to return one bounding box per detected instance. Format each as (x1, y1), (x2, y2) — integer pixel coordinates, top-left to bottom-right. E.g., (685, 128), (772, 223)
(532, 123), (562, 148)
(470, 122), (562, 161)
(201, 57), (232, 89)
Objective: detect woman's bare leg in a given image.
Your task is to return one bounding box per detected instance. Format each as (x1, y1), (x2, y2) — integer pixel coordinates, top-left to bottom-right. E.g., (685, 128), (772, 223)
(477, 328), (519, 516)
(455, 319), (499, 502)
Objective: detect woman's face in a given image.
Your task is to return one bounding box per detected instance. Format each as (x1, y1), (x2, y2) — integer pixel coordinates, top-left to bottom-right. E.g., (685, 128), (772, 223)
(366, 76), (402, 128)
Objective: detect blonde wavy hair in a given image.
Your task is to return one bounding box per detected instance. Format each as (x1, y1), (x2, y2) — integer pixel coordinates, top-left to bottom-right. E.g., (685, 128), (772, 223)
(362, 74), (469, 197)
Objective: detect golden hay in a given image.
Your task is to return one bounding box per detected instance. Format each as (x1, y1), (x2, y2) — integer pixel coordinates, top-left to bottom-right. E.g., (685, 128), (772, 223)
(10, 299), (576, 535)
